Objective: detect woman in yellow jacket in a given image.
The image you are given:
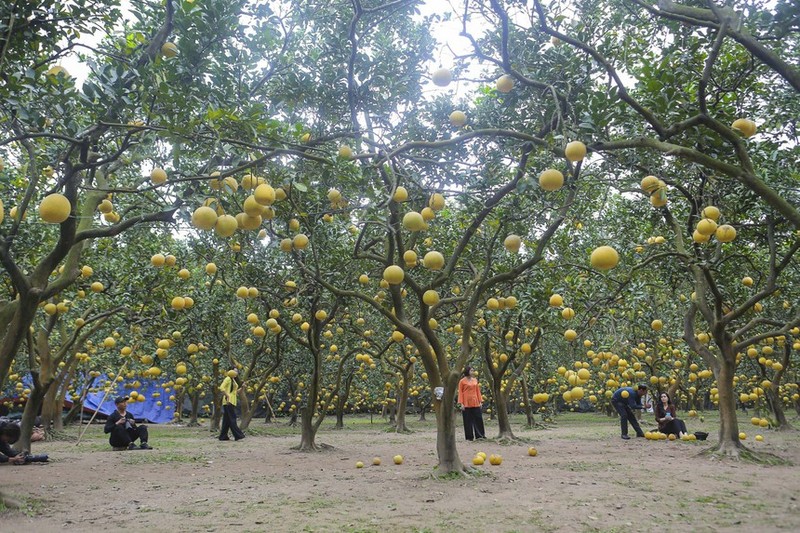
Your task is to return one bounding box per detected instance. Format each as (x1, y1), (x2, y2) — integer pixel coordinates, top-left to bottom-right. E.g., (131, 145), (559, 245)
(219, 367), (246, 441)
(457, 365), (485, 441)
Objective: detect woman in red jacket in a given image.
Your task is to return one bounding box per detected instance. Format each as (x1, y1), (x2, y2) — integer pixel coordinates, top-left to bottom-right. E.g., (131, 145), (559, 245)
(655, 392), (688, 438)
(457, 365), (485, 441)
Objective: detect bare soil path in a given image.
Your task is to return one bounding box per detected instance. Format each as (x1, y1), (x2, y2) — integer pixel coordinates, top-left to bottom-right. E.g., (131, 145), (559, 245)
(3, 412), (799, 532)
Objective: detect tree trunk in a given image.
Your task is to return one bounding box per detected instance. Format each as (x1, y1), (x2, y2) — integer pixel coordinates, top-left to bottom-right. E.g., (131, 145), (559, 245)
(238, 387), (251, 430)
(521, 378), (535, 428)
(188, 391), (200, 426)
(714, 358), (744, 456)
(41, 381), (61, 431)
(434, 403), (465, 474)
(433, 375), (466, 474)
(18, 375), (52, 453)
(417, 399), (428, 421)
(492, 379), (516, 439)
(297, 404), (318, 450)
(395, 374), (410, 433)
(51, 365), (76, 431)
(765, 387), (792, 431)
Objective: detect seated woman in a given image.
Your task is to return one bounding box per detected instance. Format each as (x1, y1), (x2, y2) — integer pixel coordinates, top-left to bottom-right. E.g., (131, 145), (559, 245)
(655, 392), (688, 438)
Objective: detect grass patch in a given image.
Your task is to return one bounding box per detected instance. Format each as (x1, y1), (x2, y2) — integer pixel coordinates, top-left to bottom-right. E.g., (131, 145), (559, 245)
(122, 452), (211, 465)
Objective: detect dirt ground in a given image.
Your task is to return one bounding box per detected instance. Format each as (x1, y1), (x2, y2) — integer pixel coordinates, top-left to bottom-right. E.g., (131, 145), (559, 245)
(2, 411), (799, 533)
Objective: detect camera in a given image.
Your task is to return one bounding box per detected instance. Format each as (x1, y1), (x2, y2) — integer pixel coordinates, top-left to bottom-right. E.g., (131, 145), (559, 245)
(23, 453), (49, 463)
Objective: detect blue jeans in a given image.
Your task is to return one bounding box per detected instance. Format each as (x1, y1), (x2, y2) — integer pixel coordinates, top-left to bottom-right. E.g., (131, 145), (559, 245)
(612, 400), (643, 437)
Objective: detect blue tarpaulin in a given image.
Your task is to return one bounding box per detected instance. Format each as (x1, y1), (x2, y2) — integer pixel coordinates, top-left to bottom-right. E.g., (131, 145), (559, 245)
(65, 374), (174, 424)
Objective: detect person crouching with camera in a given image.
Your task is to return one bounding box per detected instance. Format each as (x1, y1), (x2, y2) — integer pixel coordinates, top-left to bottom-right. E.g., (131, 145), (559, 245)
(104, 396), (153, 450)
(0, 421), (48, 465)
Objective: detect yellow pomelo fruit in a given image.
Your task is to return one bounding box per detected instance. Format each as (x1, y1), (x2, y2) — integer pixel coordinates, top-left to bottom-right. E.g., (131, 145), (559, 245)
(564, 141), (587, 162)
(403, 250), (417, 266)
(650, 188), (668, 207)
(243, 195), (264, 217)
(254, 183), (275, 205)
(402, 211), (427, 232)
(731, 118), (756, 138)
(150, 168), (167, 184)
(715, 224), (737, 243)
(338, 145), (353, 159)
(693, 230), (710, 243)
(702, 206), (720, 220)
(383, 265), (404, 285)
(549, 294), (563, 307)
(293, 233), (309, 249)
(429, 193), (445, 211)
(98, 199), (113, 214)
(696, 218), (718, 236)
(651, 319), (663, 331)
(39, 193), (71, 223)
(431, 68), (452, 87)
(205, 263), (217, 275)
(539, 168), (564, 191)
(496, 74), (514, 93)
(423, 290), (440, 306)
(504, 234), (521, 253)
(423, 251), (445, 270)
(151, 253), (166, 267)
(215, 214), (238, 237)
(449, 110), (467, 127)
(640, 175), (660, 193)
(47, 65), (70, 78)
(192, 206), (218, 230)
(161, 42), (179, 57)
(392, 186), (408, 202)
(590, 246), (619, 270)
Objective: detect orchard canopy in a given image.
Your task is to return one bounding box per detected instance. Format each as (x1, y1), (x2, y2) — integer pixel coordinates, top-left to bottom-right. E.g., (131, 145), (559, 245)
(0, 0), (798, 471)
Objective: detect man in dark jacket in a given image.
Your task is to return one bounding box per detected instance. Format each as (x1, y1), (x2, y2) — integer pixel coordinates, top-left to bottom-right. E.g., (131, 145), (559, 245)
(104, 397), (153, 450)
(611, 385), (650, 440)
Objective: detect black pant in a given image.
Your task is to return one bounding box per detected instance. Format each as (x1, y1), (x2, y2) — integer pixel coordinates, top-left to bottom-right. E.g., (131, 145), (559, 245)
(462, 407), (485, 441)
(612, 401), (644, 437)
(109, 424), (148, 447)
(662, 418), (687, 436)
(219, 404), (245, 440)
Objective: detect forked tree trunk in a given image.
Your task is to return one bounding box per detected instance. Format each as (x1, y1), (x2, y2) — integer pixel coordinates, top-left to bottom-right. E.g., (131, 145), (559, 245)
(19, 376), (51, 452)
(764, 387), (791, 430)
